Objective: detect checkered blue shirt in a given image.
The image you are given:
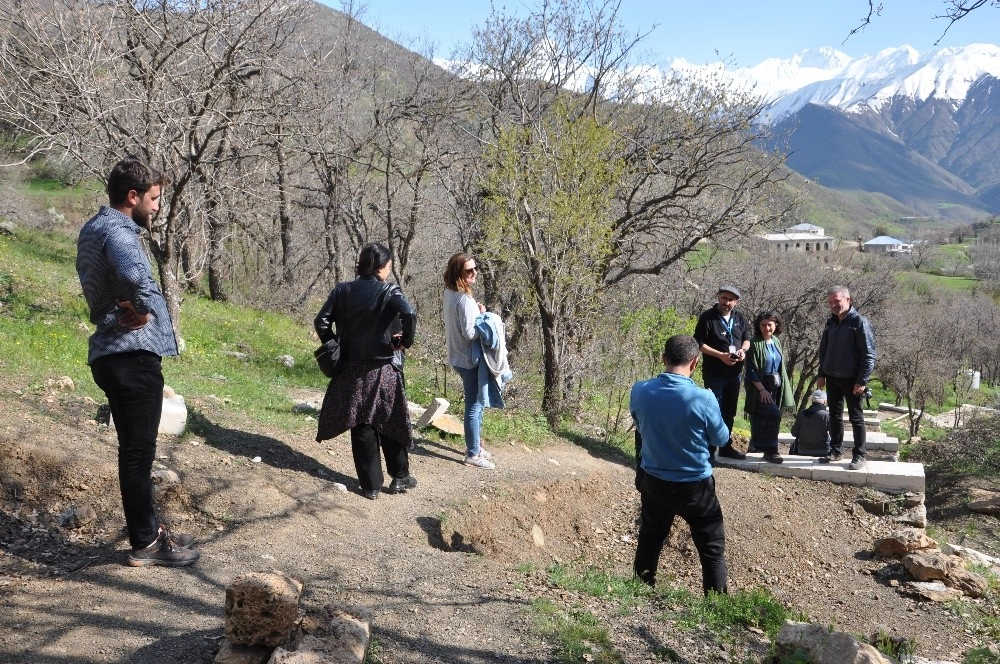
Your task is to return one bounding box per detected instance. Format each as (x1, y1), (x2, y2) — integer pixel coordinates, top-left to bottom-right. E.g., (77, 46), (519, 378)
(76, 206), (179, 365)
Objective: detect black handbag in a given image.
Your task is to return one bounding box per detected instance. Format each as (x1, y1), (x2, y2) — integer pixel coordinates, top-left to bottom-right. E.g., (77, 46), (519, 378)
(314, 335), (342, 378)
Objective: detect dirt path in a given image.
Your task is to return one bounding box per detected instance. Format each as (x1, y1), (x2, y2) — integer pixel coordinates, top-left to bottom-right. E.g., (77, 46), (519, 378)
(0, 387), (989, 663)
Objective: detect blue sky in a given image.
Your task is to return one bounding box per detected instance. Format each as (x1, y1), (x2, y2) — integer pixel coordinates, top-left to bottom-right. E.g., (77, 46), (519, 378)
(325, 0), (1000, 66)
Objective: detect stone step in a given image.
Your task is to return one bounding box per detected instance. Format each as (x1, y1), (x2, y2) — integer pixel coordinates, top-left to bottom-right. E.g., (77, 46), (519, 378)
(776, 432), (898, 452)
(717, 453), (924, 493)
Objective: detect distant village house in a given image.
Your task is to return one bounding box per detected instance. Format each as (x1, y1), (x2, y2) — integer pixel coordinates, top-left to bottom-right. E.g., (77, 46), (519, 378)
(863, 235), (912, 255)
(759, 223), (837, 252)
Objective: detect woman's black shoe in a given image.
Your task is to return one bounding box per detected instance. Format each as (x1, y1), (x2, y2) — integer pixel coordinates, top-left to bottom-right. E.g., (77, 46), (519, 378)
(362, 490), (380, 500)
(388, 475), (418, 494)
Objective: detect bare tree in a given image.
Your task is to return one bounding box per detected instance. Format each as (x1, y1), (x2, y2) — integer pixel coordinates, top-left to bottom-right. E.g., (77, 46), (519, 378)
(0, 0), (315, 335)
(847, 1), (998, 44)
(456, 0), (792, 423)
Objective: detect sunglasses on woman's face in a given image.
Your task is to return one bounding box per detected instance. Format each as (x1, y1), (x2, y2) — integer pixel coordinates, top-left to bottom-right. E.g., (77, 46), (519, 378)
(464, 265), (478, 275)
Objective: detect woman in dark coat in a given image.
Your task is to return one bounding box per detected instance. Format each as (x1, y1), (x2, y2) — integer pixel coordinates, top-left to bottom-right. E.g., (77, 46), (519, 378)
(314, 243), (417, 500)
(744, 310), (795, 463)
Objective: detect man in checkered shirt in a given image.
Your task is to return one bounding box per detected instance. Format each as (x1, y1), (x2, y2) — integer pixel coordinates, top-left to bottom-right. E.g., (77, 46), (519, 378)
(77, 158), (199, 567)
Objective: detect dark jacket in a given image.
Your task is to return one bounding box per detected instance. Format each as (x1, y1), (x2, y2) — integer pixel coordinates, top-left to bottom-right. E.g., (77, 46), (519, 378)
(693, 305), (751, 378)
(790, 403), (831, 456)
(817, 307), (875, 385)
(314, 276), (416, 362)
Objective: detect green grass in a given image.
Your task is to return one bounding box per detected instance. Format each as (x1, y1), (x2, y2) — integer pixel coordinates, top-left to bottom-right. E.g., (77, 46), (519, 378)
(535, 563), (797, 646)
(899, 271), (978, 293)
(531, 599), (623, 663)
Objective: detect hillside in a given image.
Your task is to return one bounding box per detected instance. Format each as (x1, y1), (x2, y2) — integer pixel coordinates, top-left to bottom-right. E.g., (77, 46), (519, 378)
(1, 213), (999, 661)
(0, 375), (988, 663)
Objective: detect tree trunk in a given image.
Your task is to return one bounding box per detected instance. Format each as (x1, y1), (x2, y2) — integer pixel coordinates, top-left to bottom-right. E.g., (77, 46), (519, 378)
(539, 305), (562, 427)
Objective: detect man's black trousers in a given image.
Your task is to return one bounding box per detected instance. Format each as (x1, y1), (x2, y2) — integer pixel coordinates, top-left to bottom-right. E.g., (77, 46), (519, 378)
(91, 350), (163, 550)
(825, 376), (866, 459)
(634, 473), (728, 595)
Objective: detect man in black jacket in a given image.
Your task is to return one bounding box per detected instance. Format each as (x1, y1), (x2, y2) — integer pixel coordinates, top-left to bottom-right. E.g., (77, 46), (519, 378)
(693, 286), (750, 462)
(816, 286), (876, 470)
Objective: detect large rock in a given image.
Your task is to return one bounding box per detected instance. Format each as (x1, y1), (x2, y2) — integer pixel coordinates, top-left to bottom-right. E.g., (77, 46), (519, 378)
(945, 567), (990, 598)
(967, 488), (1000, 516)
(775, 621), (892, 664)
(873, 528), (937, 558)
(902, 551), (958, 582)
(273, 602), (373, 664)
(225, 572), (304, 647)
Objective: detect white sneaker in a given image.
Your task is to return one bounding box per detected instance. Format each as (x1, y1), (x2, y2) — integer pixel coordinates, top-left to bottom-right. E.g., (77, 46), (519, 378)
(464, 454), (496, 469)
(479, 449), (493, 461)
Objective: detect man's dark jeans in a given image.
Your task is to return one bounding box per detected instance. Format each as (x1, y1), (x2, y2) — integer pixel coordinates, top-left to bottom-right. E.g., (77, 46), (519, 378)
(90, 351), (163, 550)
(702, 371), (740, 450)
(825, 376), (866, 459)
(633, 473), (728, 594)
(350, 424), (409, 492)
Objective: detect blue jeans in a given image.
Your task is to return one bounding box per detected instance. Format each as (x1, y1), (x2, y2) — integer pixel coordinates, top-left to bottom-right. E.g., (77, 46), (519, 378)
(453, 365), (483, 457)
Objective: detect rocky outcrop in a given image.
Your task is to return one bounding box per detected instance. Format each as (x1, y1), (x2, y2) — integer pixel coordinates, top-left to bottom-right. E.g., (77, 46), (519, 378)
(775, 621), (892, 664)
(876, 531), (990, 601)
(215, 573), (372, 664)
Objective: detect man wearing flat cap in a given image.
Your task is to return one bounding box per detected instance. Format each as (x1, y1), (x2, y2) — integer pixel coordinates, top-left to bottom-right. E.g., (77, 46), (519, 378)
(693, 286), (750, 462)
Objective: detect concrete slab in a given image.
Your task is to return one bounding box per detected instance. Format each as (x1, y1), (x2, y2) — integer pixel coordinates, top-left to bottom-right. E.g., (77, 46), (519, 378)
(415, 397), (450, 429)
(755, 457), (816, 480)
(864, 461), (925, 493)
(776, 432), (898, 452)
(811, 463), (869, 486)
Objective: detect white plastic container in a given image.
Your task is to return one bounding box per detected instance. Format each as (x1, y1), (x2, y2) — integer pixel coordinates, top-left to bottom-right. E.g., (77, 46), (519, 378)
(108, 393), (188, 435)
(159, 394), (188, 435)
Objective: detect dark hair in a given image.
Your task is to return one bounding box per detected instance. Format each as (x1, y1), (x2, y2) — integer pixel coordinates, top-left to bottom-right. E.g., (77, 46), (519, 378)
(444, 251), (476, 295)
(356, 242), (392, 278)
(662, 335), (700, 367)
(106, 158), (167, 206)
(753, 310), (784, 336)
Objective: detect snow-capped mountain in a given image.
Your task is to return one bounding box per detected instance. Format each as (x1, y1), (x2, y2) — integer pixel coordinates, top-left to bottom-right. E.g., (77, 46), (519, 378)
(723, 43), (1000, 122)
(699, 43), (1000, 219)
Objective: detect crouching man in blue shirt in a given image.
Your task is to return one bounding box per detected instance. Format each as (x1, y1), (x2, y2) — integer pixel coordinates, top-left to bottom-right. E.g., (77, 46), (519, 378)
(631, 335), (729, 594)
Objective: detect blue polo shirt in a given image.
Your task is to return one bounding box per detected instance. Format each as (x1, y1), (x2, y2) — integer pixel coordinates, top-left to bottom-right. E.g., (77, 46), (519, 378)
(630, 372), (730, 483)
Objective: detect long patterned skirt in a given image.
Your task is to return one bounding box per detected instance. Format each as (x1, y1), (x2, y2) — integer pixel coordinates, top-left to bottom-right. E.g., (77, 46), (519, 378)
(316, 359), (413, 448)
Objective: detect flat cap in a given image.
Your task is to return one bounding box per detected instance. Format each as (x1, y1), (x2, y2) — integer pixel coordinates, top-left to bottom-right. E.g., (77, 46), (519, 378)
(717, 285), (741, 299)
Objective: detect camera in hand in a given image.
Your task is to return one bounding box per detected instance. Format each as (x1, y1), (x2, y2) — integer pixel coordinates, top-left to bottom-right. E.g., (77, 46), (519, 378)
(728, 352), (740, 360)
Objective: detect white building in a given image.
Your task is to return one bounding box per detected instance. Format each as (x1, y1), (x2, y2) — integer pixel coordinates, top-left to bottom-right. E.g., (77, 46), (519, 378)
(863, 235), (912, 255)
(759, 223), (837, 252)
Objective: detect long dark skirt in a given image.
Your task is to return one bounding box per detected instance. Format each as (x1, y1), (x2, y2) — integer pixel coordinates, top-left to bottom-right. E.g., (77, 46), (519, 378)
(316, 359), (413, 448)
(749, 391), (782, 452)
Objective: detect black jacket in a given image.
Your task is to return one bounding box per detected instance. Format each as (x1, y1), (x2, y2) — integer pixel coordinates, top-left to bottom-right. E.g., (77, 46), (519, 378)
(693, 305), (751, 378)
(790, 403), (831, 456)
(817, 307), (875, 385)
(314, 276), (416, 362)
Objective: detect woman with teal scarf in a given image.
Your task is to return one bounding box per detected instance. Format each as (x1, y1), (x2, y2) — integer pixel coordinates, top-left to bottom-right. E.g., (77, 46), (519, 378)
(744, 310), (795, 463)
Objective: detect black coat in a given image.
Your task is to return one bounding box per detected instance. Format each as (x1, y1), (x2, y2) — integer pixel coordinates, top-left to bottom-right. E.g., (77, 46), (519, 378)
(314, 276), (416, 362)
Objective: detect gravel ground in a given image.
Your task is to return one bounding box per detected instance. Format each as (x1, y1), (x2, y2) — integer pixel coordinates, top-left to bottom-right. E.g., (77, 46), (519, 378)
(0, 384), (994, 663)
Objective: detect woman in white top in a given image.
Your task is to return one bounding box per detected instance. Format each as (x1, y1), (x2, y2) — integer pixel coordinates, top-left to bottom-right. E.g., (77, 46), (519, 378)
(442, 252), (495, 469)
